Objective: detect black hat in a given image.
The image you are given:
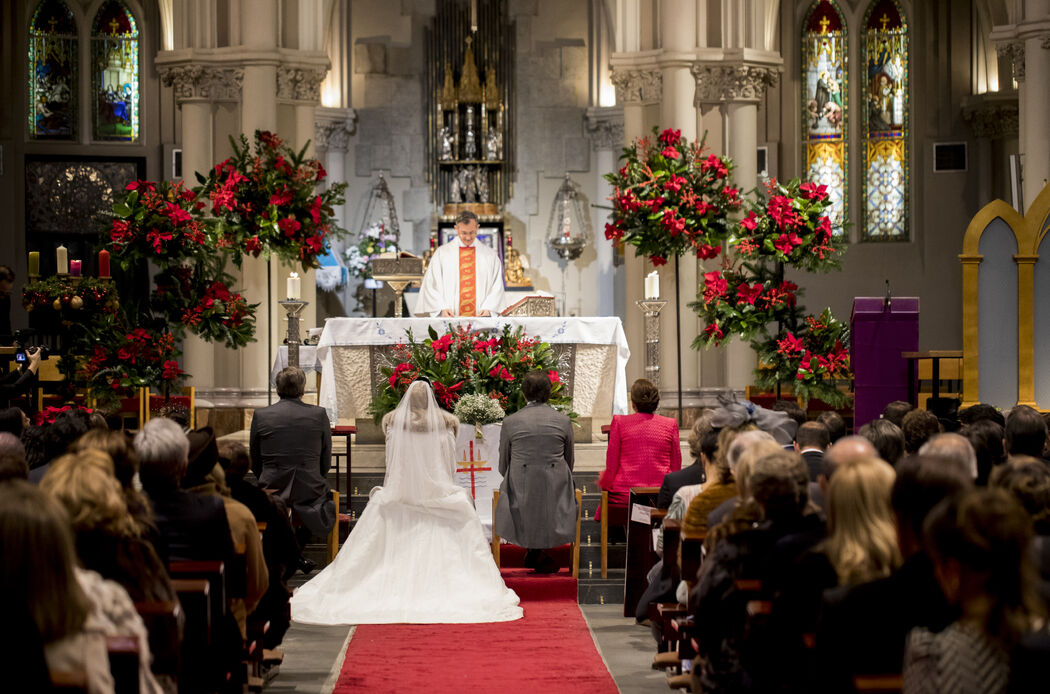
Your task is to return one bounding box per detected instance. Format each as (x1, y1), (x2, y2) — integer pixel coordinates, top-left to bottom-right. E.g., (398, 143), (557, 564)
(183, 426), (218, 487)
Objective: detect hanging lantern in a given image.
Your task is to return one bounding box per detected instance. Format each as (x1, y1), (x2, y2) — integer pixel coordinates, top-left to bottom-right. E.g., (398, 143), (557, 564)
(355, 171), (401, 246)
(545, 173), (591, 261)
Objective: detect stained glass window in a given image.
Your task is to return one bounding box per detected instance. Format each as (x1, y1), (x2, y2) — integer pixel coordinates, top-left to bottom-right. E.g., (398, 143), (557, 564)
(28, 0), (78, 140)
(802, 1), (847, 235)
(862, 0), (908, 240)
(91, 1), (139, 142)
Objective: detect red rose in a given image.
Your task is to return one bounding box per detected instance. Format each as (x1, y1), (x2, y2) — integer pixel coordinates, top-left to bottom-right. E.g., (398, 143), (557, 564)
(736, 282), (762, 305)
(799, 181), (829, 201)
(658, 129), (681, 146)
(277, 217), (301, 237)
(696, 244), (721, 260)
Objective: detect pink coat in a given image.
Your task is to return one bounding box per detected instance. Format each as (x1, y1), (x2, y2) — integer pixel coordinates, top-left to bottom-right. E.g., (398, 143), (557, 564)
(599, 412), (682, 495)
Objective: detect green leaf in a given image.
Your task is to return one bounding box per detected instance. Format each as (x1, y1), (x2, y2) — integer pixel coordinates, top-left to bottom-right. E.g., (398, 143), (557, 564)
(112, 202), (132, 217)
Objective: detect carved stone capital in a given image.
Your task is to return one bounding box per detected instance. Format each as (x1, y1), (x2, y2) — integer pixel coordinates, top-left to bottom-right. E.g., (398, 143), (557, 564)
(997, 40), (1025, 81)
(159, 65), (244, 102)
(277, 66), (328, 103)
(610, 68), (662, 105)
(314, 111), (358, 152)
(963, 98), (1019, 139)
(584, 107), (625, 151)
(691, 63), (780, 105)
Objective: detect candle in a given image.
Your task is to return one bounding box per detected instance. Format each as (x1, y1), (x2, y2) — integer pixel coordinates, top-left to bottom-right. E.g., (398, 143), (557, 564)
(287, 272), (301, 300)
(56, 245), (68, 275)
(28, 252), (40, 277)
(645, 270), (660, 300)
(98, 249), (110, 277)
(69, 260), (82, 277)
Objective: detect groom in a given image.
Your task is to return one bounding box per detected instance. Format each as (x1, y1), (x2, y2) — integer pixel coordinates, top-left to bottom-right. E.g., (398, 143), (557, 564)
(494, 370), (577, 573)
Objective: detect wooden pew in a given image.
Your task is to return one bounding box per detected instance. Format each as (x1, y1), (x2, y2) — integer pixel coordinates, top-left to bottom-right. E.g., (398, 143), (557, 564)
(133, 601), (182, 682)
(49, 637), (141, 694)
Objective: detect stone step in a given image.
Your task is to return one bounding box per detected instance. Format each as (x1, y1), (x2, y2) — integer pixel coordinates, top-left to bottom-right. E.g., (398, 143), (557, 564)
(578, 570), (626, 605)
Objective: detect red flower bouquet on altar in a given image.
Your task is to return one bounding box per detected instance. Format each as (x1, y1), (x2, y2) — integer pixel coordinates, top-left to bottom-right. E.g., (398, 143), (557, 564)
(108, 180), (208, 272)
(603, 127), (740, 265)
(196, 130), (348, 269)
(370, 325), (576, 423)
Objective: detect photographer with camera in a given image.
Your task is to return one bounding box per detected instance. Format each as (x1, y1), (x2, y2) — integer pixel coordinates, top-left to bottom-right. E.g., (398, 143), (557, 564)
(1, 343), (40, 410)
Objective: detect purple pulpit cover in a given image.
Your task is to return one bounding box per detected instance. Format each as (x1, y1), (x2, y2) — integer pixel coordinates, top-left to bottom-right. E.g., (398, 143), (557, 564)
(850, 297), (919, 431)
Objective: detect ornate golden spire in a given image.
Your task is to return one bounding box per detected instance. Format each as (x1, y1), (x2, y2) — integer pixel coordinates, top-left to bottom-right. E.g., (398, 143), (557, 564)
(439, 62), (457, 107)
(459, 37), (483, 103)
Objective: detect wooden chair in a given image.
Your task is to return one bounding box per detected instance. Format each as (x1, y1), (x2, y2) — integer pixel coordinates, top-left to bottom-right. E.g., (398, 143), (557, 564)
(330, 425), (357, 496)
(853, 674), (903, 692)
(144, 386), (196, 428)
(327, 489), (341, 563)
(133, 600), (182, 681)
(49, 637), (141, 694)
(492, 488), (584, 577)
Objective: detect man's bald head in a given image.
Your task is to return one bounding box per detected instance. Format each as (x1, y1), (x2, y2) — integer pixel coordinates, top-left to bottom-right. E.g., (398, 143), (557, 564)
(824, 435), (878, 480)
(919, 432), (978, 480)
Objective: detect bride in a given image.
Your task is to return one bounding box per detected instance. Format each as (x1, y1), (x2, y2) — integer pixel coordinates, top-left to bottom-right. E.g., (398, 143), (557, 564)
(290, 380), (523, 624)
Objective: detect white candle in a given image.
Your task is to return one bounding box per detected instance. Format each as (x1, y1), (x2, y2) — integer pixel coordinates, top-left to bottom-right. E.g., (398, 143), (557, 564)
(645, 270), (660, 300)
(56, 245), (68, 275)
(287, 272), (301, 300)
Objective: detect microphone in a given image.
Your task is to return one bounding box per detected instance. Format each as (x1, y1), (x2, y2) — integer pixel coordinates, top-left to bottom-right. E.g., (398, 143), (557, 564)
(884, 279), (892, 312)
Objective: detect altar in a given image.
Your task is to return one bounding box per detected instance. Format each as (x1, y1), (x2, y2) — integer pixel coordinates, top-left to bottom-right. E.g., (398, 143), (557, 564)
(316, 316), (631, 442)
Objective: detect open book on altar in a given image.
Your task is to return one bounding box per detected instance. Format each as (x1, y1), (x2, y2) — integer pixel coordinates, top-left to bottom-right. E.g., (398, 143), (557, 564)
(500, 294), (556, 317)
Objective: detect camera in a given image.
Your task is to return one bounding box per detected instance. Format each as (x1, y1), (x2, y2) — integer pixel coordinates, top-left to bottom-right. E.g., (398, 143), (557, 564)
(12, 329), (49, 363)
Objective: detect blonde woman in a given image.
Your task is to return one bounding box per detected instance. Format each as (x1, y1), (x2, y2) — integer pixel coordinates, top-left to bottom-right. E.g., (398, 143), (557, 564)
(772, 457), (900, 690)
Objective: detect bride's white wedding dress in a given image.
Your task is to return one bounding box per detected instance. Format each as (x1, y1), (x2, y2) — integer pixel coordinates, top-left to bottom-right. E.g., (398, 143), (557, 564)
(290, 381), (522, 625)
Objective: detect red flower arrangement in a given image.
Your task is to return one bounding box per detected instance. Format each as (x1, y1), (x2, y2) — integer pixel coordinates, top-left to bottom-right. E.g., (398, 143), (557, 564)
(603, 127), (740, 265)
(109, 180), (207, 272)
(197, 130), (348, 269)
(370, 325), (575, 422)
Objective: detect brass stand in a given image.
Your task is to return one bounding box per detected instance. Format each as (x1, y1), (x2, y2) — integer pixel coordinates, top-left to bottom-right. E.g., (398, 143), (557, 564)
(372, 275), (421, 318)
(279, 300), (308, 368)
(636, 299), (668, 388)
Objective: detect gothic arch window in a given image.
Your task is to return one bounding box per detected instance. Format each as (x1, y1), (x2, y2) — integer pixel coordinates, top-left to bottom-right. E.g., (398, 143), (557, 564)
(91, 0), (140, 142)
(801, 0), (847, 234)
(862, 0), (909, 240)
(28, 0), (78, 140)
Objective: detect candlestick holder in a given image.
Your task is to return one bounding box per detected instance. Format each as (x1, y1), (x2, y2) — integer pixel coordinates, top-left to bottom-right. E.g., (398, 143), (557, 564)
(636, 299), (668, 388)
(279, 300), (309, 368)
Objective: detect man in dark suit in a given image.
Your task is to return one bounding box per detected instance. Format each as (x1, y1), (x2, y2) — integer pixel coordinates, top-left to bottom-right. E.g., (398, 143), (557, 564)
(814, 455), (971, 691)
(250, 366), (334, 563)
(795, 421), (830, 482)
(656, 412), (713, 509)
(494, 370), (576, 573)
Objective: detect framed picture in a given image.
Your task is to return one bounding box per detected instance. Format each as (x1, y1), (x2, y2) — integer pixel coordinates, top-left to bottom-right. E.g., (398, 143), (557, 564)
(438, 223), (504, 264)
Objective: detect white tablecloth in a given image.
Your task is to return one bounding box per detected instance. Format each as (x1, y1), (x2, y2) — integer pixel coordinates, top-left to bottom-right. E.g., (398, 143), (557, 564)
(316, 317), (631, 422)
(270, 345), (324, 386)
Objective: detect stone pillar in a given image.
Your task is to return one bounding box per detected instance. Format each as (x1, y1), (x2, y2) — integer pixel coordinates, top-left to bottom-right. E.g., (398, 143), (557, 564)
(1021, 35), (1050, 209)
(692, 60), (781, 392)
(585, 107), (625, 319)
(158, 64), (244, 392)
(238, 0), (280, 405)
(611, 66), (663, 390)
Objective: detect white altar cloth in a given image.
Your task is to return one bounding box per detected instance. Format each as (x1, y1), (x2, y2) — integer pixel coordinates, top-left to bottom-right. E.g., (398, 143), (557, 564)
(269, 345), (323, 385)
(316, 317), (631, 423)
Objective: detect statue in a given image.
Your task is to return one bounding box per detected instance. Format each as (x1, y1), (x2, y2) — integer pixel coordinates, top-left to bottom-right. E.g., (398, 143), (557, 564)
(463, 106), (477, 159)
(504, 247), (527, 286)
(439, 125), (454, 161)
(456, 167), (477, 202)
(484, 126), (501, 161)
(473, 166), (489, 203)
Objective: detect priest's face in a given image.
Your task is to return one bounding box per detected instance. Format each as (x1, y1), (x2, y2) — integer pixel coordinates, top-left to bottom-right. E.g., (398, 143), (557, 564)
(456, 220), (479, 246)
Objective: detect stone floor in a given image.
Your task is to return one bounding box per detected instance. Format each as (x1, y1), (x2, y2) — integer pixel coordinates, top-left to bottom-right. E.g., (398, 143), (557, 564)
(257, 598), (658, 693)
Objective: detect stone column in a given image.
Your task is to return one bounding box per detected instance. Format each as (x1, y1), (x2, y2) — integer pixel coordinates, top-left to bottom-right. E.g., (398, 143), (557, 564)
(611, 66), (663, 389)
(237, 1), (280, 405)
(585, 107), (625, 319)
(158, 64), (244, 393)
(692, 60), (781, 392)
(1022, 35), (1050, 209)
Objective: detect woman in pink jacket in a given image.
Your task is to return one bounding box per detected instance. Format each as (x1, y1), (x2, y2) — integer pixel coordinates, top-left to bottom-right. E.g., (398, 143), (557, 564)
(598, 379), (681, 520)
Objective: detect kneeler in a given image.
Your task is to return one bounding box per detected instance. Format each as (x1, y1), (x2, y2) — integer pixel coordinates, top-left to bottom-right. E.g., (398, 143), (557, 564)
(491, 488), (583, 577)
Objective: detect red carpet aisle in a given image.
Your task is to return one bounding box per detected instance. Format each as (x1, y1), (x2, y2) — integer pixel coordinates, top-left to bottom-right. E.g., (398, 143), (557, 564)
(333, 569), (618, 693)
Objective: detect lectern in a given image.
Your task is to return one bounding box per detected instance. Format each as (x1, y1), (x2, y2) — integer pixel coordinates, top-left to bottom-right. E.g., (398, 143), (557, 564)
(851, 297), (919, 430)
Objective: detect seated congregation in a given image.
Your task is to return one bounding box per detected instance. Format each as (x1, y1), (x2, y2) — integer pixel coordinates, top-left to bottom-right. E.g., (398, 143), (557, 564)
(0, 399), (310, 693)
(636, 398), (1050, 693)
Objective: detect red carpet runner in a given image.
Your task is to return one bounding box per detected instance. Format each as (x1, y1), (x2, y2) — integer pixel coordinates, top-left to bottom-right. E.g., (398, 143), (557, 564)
(333, 569), (618, 693)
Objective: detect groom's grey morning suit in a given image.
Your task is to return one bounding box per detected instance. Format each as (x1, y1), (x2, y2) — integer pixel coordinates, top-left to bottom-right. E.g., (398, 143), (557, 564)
(494, 401), (577, 548)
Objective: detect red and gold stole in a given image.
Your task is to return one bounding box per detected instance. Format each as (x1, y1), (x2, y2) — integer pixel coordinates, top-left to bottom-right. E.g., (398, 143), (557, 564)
(458, 245), (477, 316)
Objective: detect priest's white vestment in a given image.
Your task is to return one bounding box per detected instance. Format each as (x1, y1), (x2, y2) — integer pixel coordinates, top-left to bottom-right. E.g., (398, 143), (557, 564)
(416, 237), (507, 316)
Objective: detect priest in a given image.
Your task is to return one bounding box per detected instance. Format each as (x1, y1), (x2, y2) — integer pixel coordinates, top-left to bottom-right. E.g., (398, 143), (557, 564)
(417, 210), (506, 316)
